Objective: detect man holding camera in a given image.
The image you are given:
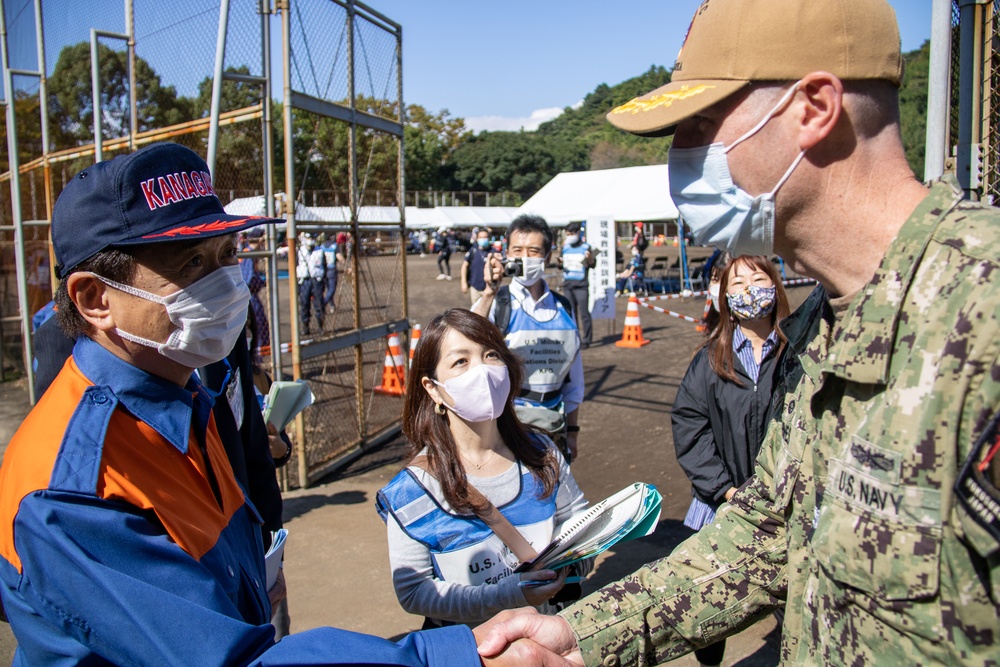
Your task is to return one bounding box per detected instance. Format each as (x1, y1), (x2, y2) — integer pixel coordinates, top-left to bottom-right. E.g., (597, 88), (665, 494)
(472, 214), (584, 462)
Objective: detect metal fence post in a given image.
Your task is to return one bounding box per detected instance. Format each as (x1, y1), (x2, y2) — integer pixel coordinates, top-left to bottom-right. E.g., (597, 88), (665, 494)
(956, 0), (988, 199)
(925, 0), (954, 181)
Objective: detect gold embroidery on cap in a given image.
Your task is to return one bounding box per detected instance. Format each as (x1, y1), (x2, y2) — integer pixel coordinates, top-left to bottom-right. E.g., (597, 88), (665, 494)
(611, 84), (717, 115)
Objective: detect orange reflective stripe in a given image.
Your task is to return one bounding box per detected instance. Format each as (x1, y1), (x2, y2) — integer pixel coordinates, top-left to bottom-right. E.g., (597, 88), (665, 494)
(0, 359), (90, 573)
(1, 357), (248, 573)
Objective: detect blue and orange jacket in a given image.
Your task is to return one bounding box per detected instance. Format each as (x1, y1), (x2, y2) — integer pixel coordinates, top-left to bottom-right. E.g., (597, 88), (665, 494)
(0, 336), (475, 666)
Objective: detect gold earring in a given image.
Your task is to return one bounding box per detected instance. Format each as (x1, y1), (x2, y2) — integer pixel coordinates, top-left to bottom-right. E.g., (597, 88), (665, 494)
(434, 403), (446, 416)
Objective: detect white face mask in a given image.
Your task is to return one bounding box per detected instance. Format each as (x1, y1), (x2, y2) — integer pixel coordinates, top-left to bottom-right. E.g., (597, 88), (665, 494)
(708, 282), (721, 312)
(433, 363), (510, 423)
(668, 82), (806, 257)
(513, 257), (546, 287)
(95, 265), (250, 369)
(564, 234), (579, 246)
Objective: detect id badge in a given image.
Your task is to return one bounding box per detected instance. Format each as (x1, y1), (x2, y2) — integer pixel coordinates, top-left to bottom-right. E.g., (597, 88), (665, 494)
(955, 411), (1000, 543)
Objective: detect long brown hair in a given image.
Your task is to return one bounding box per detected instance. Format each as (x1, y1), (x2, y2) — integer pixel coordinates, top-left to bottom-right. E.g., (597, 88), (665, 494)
(706, 255), (790, 385)
(403, 308), (558, 512)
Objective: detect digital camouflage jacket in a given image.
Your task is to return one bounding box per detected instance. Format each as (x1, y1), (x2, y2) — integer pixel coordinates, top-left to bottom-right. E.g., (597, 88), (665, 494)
(563, 176), (1000, 666)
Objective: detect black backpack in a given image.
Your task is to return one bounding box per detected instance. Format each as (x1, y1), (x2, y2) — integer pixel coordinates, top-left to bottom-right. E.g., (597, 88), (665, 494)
(493, 285), (574, 335)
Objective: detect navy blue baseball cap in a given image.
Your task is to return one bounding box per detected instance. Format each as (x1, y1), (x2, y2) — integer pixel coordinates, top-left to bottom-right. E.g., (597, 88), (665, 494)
(53, 142), (281, 278)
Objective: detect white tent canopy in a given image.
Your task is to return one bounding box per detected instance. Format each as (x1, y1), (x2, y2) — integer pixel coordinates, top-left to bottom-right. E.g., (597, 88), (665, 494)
(518, 164), (677, 223)
(223, 196), (519, 230)
(432, 206), (521, 228)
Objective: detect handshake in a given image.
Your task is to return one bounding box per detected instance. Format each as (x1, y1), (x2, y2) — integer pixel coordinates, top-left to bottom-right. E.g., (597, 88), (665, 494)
(474, 608), (584, 666)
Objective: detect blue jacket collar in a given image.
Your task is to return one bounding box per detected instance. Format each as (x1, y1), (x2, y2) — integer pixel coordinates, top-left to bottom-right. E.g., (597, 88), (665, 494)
(72, 336), (211, 454)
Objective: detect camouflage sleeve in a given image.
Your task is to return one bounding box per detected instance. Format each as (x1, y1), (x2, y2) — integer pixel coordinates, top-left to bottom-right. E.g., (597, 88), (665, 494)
(561, 422), (791, 666)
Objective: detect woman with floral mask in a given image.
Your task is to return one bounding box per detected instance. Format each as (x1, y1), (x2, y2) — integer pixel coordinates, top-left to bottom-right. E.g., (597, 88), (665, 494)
(376, 308), (592, 628)
(670, 255), (790, 667)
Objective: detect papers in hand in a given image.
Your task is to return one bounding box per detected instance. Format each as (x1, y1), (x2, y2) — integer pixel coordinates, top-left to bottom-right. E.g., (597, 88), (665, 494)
(262, 380), (314, 431)
(516, 482), (662, 572)
(264, 528), (288, 590)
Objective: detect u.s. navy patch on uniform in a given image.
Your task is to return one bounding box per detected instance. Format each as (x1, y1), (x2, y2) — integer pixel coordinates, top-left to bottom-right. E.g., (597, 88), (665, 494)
(955, 411), (1000, 543)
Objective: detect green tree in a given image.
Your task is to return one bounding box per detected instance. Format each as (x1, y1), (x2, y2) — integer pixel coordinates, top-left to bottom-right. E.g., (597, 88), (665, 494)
(536, 65), (674, 168)
(899, 40), (929, 179)
(192, 66), (269, 194)
(404, 104), (470, 191)
(0, 90), (45, 170)
(450, 130), (586, 194)
(47, 41), (193, 147)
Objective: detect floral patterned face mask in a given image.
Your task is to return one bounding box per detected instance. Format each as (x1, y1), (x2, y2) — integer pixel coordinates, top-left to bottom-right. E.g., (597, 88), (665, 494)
(726, 284), (776, 321)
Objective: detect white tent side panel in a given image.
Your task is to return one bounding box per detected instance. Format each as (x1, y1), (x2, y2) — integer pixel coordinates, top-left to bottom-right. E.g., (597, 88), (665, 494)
(519, 164), (678, 223)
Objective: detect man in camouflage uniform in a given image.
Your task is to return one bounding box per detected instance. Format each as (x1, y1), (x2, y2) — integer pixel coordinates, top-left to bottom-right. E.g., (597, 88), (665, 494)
(476, 0), (1000, 664)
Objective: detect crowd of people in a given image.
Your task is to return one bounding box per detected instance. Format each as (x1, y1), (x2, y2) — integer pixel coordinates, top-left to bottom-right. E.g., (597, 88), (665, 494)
(2, 1), (998, 666)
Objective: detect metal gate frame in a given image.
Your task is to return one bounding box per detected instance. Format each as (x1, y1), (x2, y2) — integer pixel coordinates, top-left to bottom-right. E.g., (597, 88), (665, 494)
(278, 0), (407, 487)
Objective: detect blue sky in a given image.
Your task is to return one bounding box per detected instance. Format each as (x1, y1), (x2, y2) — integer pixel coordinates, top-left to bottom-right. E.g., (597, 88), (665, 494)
(370, 0), (933, 132)
(7, 0), (932, 135)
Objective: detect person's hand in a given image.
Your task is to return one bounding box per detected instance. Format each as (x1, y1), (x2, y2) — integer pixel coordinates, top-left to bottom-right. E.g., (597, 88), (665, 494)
(268, 567), (287, 615)
(483, 254), (504, 294)
(724, 487), (737, 502)
(480, 638), (579, 667)
(476, 608), (583, 666)
(461, 283), (470, 294)
(565, 432), (578, 462)
(518, 569), (566, 607)
(267, 423), (289, 460)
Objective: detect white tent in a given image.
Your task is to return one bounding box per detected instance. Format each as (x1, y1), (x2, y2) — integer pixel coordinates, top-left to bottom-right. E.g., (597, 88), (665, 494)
(223, 196), (520, 230)
(519, 164), (677, 223)
(432, 206), (521, 228)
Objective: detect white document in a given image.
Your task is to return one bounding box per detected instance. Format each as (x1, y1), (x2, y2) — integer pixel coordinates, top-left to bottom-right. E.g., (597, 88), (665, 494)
(518, 482), (661, 572)
(262, 380), (314, 431)
(265, 528), (288, 590)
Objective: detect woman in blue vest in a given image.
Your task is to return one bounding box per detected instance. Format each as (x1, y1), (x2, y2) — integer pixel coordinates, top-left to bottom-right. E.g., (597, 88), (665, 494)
(376, 308), (591, 627)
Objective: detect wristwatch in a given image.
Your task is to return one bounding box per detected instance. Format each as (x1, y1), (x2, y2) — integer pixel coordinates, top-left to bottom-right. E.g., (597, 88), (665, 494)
(566, 425), (580, 433)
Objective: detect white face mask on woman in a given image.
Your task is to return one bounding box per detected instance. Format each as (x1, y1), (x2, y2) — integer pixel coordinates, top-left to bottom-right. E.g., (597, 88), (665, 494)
(93, 264), (250, 369)
(433, 363), (510, 423)
(667, 81), (806, 257)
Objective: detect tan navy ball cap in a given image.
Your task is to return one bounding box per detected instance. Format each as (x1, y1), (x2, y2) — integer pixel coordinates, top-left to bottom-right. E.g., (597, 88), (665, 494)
(608, 0), (904, 136)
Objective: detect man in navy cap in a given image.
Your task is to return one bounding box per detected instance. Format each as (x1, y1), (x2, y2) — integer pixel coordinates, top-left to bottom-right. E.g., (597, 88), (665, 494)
(0, 143), (551, 666)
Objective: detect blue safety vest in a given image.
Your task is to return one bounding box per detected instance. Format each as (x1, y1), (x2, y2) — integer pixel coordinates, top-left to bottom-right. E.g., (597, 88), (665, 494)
(505, 293), (580, 396)
(561, 242), (591, 283)
(376, 462), (557, 586)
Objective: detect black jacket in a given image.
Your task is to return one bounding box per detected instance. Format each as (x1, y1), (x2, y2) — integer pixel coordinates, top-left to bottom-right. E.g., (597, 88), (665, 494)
(670, 341), (782, 506)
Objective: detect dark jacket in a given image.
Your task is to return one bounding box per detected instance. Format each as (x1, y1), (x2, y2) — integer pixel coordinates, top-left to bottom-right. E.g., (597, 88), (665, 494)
(670, 341), (782, 506)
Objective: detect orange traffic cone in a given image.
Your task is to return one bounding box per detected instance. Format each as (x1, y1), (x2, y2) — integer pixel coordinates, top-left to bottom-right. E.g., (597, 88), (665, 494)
(374, 333), (406, 396)
(616, 294), (651, 348)
(408, 324), (421, 369)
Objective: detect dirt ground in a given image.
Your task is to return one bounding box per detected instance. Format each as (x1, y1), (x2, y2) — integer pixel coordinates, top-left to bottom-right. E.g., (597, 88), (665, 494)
(276, 245), (810, 665)
(0, 243), (811, 665)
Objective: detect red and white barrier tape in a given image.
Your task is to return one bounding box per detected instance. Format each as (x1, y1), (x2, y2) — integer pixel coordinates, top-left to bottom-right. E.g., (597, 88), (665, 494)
(635, 300), (701, 323)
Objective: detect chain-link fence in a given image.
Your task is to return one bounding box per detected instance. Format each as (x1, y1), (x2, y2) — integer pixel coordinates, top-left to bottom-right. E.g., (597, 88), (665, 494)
(0, 0), (269, 384)
(947, 0), (999, 203)
(981, 0), (999, 204)
(276, 0), (408, 487)
(1, 0), (409, 489)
